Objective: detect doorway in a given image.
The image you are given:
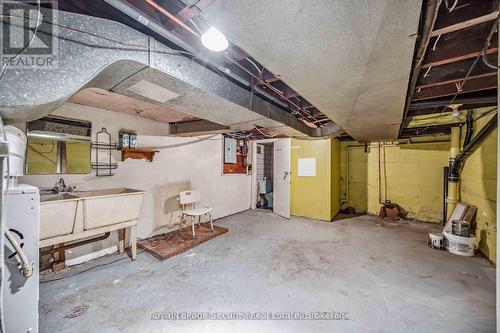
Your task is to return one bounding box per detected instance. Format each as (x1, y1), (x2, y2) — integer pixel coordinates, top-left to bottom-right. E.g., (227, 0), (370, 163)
(251, 138), (290, 218)
(256, 142), (274, 210)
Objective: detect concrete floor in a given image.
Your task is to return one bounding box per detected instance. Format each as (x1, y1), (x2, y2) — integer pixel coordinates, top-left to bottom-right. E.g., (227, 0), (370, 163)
(40, 210), (496, 333)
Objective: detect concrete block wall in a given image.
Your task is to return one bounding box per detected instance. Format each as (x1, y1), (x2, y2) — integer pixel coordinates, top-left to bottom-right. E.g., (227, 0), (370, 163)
(340, 141), (450, 222)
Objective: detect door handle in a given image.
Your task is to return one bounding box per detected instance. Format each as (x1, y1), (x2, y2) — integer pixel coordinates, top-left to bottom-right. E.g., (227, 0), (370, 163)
(283, 171), (290, 180)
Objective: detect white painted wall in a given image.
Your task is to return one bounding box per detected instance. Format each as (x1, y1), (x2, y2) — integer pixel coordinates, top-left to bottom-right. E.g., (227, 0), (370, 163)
(17, 103), (252, 260)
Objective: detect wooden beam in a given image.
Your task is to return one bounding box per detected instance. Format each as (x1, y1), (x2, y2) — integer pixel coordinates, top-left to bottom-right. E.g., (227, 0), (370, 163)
(284, 88), (298, 98)
(416, 54), (497, 88)
(423, 21), (498, 68)
(413, 75), (497, 100)
(400, 124), (454, 138)
(431, 11), (499, 37)
(423, 48), (497, 68)
(408, 102), (497, 117)
(416, 72), (497, 89)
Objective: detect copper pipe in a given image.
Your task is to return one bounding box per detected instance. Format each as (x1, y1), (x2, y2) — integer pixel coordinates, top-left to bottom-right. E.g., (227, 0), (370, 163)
(145, 0), (199, 37)
(144, 0), (320, 125)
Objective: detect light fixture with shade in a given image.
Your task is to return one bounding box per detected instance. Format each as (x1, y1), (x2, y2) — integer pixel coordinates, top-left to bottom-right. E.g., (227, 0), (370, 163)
(201, 27), (229, 52)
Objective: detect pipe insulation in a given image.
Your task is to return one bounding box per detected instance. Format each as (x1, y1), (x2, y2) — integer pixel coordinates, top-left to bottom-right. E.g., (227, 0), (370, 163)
(4, 229), (33, 278)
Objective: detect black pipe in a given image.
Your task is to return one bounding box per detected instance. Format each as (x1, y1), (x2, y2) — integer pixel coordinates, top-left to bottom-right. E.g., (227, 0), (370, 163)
(449, 114), (497, 182)
(457, 114), (497, 162)
(463, 111), (474, 146)
(443, 166), (449, 226)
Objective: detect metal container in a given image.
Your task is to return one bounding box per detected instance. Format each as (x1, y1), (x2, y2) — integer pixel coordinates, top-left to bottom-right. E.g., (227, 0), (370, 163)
(451, 220), (470, 238)
(119, 132), (129, 149)
(129, 133), (137, 149)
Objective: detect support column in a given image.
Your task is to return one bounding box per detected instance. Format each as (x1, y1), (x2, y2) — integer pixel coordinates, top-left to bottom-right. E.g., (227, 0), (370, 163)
(446, 126), (461, 219)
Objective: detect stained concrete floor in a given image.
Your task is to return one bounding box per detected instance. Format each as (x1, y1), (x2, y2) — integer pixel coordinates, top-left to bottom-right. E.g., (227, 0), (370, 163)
(40, 210), (496, 333)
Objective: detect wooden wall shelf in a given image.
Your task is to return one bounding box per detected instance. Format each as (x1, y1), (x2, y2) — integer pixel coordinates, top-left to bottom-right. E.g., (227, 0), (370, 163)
(120, 149), (159, 162)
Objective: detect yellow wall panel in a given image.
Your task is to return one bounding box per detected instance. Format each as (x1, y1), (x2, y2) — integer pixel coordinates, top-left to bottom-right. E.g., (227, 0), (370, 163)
(460, 114), (497, 263)
(341, 142), (449, 222)
(291, 138), (338, 221)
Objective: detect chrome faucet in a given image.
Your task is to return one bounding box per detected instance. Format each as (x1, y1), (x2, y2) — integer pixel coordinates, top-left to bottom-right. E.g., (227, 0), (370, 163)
(54, 178), (67, 193)
(54, 178), (77, 193)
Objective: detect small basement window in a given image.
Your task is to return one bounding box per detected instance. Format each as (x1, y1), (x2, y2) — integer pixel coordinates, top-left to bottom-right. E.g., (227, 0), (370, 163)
(26, 116), (92, 174)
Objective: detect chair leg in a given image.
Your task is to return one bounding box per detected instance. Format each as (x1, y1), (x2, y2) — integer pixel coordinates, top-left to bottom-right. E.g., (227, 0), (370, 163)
(191, 216), (196, 239)
(198, 215), (201, 228)
(179, 213), (184, 232)
(209, 213), (214, 231)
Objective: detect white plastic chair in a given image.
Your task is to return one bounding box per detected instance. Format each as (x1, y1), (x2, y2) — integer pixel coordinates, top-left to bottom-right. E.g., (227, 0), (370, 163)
(179, 190), (213, 238)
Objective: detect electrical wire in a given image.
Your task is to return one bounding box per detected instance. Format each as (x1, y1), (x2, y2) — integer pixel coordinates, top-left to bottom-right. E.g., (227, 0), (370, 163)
(481, 17), (499, 70)
(415, 17), (498, 135)
(0, 8), (321, 125)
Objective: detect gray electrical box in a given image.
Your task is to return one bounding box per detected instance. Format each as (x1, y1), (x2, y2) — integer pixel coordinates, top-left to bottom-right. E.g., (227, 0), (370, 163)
(224, 137), (237, 164)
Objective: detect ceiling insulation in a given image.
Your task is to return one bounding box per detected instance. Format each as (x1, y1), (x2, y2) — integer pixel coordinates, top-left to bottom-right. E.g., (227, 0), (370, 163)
(192, 0), (423, 141)
(69, 88), (195, 123)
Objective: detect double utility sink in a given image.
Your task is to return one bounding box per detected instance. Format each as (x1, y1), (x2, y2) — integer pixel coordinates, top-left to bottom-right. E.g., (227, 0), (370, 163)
(39, 188), (145, 250)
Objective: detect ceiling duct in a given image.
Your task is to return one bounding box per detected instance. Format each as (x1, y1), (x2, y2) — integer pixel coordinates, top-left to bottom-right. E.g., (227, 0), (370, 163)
(0, 4), (341, 138)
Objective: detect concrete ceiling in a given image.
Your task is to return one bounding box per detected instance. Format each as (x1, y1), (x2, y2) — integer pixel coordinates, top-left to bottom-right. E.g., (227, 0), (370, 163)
(193, 0), (423, 141)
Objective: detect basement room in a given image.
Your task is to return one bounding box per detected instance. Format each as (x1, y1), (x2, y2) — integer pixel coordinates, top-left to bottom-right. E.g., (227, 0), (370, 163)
(0, 0), (498, 332)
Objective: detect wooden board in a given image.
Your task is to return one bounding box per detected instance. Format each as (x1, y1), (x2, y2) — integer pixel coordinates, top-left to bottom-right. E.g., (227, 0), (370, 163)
(138, 224), (228, 260)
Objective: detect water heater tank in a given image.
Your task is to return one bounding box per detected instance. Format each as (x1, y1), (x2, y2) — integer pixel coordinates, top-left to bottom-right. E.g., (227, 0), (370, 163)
(4, 126), (27, 177)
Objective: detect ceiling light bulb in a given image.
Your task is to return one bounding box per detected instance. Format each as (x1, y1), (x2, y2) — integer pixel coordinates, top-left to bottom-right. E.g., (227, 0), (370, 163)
(201, 27), (229, 52)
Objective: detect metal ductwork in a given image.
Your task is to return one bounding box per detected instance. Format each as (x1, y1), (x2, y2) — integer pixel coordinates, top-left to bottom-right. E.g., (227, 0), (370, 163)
(0, 4), (342, 138)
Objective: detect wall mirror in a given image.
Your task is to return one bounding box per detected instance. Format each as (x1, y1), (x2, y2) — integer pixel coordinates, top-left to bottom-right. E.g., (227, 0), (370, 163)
(26, 116), (92, 174)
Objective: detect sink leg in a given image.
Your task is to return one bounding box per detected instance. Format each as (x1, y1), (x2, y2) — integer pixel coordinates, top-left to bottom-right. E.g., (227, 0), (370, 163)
(130, 225), (137, 261)
(118, 228), (125, 254)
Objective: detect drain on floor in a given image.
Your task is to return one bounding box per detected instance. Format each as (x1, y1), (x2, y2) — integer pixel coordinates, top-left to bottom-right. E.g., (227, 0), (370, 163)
(65, 305), (89, 318)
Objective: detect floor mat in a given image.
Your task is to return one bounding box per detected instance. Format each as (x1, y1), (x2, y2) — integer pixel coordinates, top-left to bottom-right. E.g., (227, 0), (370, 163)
(138, 223), (228, 260)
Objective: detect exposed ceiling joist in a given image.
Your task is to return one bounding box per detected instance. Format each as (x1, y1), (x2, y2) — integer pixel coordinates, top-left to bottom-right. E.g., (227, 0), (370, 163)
(416, 54), (497, 88)
(413, 76), (497, 100)
(430, 11), (499, 36)
(407, 102), (497, 117)
(423, 21), (498, 68)
(431, 0), (499, 37)
(409, 94), (498, 109)
(400, 124), (454, 138)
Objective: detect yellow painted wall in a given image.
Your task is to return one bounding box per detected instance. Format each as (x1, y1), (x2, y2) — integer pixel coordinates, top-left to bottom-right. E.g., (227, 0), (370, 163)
(291, 138), (340, 221)
(460, 114), (497, 263)
(331, 138), (341, 216)
(340, 142), (449, 222)
(66, 142), (91, 174)
(27, 138), (58, 174)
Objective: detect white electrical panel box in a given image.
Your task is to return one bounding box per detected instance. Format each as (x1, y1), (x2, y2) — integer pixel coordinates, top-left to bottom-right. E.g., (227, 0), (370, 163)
(224, 137), (237, 164)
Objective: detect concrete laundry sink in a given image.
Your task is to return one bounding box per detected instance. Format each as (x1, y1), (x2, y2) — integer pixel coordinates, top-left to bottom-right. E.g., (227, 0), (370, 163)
(39, 188), (145, 261)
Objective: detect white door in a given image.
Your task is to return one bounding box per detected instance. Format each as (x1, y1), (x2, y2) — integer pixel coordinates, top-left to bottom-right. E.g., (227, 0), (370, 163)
(273, 138), (291, 218)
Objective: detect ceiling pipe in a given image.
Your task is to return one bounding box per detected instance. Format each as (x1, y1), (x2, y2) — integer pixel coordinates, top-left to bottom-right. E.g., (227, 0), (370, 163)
(103, 0), (319, 124)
